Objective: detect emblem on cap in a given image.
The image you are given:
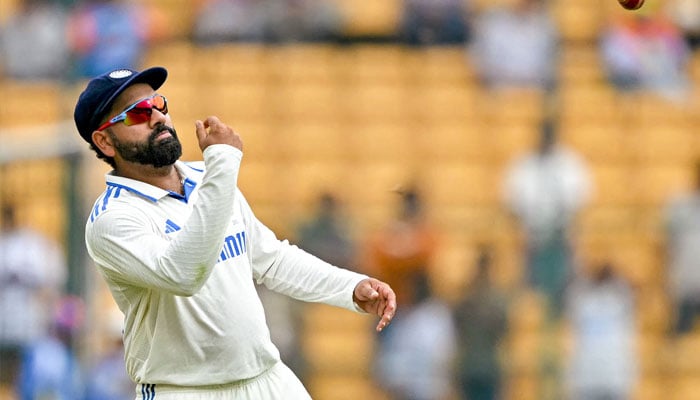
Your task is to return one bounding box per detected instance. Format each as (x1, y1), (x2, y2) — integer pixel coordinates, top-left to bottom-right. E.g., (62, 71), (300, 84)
(109, 69), (133, 79)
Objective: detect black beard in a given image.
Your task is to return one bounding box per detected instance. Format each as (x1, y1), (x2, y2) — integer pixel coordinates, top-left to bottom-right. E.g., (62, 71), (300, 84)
(110, 124), (182, 168)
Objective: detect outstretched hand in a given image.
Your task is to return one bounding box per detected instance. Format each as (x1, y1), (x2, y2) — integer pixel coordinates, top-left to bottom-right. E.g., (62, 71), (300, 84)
(353, 278), (397, 332)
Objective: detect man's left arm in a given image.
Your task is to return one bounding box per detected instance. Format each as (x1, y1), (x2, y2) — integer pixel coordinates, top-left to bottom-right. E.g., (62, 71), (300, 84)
(241, 193), (396, 331)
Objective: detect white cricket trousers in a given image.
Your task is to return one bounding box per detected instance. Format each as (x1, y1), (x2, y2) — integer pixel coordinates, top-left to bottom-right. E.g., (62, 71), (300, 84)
(134, 362), (312, 400)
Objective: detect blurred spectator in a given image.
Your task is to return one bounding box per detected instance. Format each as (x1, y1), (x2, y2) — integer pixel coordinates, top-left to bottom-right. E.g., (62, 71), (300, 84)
(668, 0), (700, 48)
(362, 185), (440, 398)
(192, 0), (342, 44)
(0, 0), (70, 80)
(192, 0), (267, 44)
(258, 192), (357, 381)
(374, 270), (456, 400)
(83, 309), (133, 400)
(362, 185), (438, 310)
(0, 202), (67, 391)
(255, 285), (306, 381)
(470, 0), (559, 91)
(503, 119), (592, 319)
(264, 0), (344, 43)
(399, 0), (471, 45)
(664, 160), (700, 335)
(296, 191), (357, 270)
(452, 246), (509, 400)
(67, 0), (163, 78)
(600, 4), (691, 101)
(564, 262), (638, 400)
(16, 295), (85, 400)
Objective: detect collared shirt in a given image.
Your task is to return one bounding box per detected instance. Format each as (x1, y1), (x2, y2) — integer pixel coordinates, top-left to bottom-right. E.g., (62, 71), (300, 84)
(86, 144), (366, 387)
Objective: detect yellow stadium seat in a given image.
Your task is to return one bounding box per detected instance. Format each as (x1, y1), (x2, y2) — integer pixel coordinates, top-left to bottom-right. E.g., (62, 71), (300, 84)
(503, 374), (541, 400)
(194, 44), (269, 84)
(479, 88), (547, 125)
(559, 119), (632, 163)
(0, 80), (63, 128)
(634, 163), (694, 207)
(339, 81), (409, 122)
(331, 0), (401, 38)
(306, 374), (386, 400)
(236, 160), (288, 207)
(558, 44), (605, 85)
(416, 46), (476, 85)
(487, 119), (541, 162)
(413, 119), (494, 162)
(632, 121), (698, 164)
(588, 163), (637, 207)
(142, 40), (197, 77)
(266, 45), (345, 85)
(343, 45), (412, 84)
(558, 81), (620, 124)
(276, 161), (354, 213)
(405, 81), (481, 123)
(342, 121), (414, 163)
(551, 0), (606, 43)
(421, 161), (499, 207)
(273, 82), (343, 121)
(276, 120), (349, 162)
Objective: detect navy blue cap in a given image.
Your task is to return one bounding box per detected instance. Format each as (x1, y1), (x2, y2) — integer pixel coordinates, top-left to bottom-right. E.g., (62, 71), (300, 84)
(74, 67), (168, 144)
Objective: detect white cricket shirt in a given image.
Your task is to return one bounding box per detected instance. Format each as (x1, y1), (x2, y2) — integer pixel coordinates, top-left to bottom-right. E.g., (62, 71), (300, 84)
(85, 144), (367, 387)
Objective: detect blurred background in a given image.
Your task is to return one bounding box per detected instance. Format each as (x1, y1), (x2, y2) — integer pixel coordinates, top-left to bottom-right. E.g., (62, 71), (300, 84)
(2, 0), (700, 399)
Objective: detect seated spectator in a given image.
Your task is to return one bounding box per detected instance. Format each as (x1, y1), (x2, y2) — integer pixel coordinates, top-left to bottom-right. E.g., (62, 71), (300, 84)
(264, 0), (344, 43)
(16, 296), (84, 400)
(296, 192), (356, 270)
(192, 0), (267, 44)
(600, 4), (691, 101)
(667, 0), (700, 49)
(664, 160), (700, 336)
(564, 262), (638, 400)
(67, 0), (163, 78)
(503, 119), (592, 320)
(453, 246), (509, 400)
(399, 0), (471, 45)
(0, 0), (70, 80)
(0, 202), (67, 392)
(362, 185), (438, 310)
(83, 309), (133, 400)
(373, 271), (456, 400)
(470, 0), (558, 91)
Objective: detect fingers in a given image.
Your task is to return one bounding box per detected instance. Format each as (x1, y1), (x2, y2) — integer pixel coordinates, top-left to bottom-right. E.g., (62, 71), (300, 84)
(195, 120), (206, 144)
(375, 285), (397, 332)
(358, 281), (380, 302)
(352, 279), (397, 332)
(195, 116), (243, 152)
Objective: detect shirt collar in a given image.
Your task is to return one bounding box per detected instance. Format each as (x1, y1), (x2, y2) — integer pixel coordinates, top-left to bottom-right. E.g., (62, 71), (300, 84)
(104, 161), (201, 202)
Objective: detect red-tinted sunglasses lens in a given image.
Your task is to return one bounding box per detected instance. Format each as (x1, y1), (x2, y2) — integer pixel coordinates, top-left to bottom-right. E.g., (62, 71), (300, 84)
(123, 95), (168, 126)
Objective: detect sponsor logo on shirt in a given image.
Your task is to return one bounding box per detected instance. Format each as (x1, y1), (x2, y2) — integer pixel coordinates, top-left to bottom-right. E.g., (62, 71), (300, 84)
(164, 219), (181, 234)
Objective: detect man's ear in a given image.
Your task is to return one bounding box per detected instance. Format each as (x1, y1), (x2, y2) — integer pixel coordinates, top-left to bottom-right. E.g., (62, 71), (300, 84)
(92, 130), (116, 157)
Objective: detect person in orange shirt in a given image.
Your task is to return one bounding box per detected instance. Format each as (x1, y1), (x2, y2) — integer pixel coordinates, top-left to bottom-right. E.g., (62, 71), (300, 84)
(363, 185), (438, 310)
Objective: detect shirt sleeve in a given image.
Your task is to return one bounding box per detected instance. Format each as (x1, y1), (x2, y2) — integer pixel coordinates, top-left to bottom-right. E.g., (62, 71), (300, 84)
(86, 145), (242, 296)
(239, 194), (368, 312)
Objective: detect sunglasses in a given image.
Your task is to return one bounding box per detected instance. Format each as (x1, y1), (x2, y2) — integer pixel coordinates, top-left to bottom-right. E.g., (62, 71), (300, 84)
(98, 94), (168, 131)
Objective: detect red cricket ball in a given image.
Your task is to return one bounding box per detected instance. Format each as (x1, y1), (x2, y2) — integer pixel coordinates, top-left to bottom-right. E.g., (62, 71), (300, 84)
(618, 0), (644, 10)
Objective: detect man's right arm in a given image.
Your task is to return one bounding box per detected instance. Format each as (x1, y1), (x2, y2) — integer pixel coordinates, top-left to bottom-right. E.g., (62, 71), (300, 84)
(86, 118), (243, 295)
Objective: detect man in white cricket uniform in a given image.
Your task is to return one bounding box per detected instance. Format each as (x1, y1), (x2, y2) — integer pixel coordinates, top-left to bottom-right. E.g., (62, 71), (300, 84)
(73, 67), (397, 400)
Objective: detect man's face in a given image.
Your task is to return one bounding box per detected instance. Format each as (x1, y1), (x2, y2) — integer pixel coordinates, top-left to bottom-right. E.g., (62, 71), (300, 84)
(103, 84), (182, 168)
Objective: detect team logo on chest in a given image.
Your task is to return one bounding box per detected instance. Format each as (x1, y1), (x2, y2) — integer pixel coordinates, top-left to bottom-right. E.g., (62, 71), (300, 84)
(217, 231), (247, 262)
